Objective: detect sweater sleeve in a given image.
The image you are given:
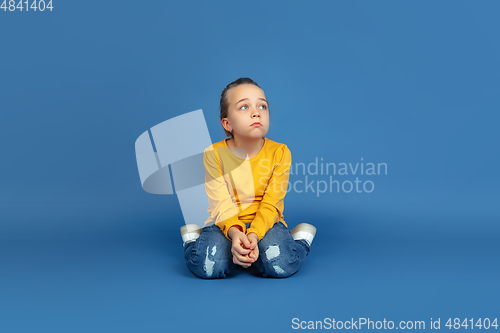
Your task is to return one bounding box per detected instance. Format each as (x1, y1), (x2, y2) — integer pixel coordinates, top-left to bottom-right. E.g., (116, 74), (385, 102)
(246, 145), (291, 241)
(203, 146), (247, 241)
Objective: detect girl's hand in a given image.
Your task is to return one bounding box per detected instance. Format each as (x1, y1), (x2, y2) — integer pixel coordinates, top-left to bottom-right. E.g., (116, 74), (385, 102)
(228, 227), (255, 268)
(246, 232), (259, 261)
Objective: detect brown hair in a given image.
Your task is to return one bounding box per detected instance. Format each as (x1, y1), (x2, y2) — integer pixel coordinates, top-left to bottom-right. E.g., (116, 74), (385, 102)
(219, 77), (269, 138)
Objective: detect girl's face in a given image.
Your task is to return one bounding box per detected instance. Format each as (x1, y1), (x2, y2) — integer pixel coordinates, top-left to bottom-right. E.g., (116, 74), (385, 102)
(223, 84), (269, 140)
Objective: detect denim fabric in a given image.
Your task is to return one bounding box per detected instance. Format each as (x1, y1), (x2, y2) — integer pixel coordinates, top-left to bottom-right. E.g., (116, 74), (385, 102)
(183, 221), (310, 279)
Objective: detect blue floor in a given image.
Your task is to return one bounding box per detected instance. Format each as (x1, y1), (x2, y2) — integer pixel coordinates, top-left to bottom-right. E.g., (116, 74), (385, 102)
(1, 190), (498, 333)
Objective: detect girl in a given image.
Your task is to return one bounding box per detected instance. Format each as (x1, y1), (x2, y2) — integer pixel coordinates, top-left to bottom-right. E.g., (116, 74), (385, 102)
(180, 77), (317, 278)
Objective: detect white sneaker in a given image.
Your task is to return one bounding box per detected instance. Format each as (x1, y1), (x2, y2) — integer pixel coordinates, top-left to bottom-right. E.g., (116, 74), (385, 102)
(180, 224), (202, 247)
(290, 223), (317, 247)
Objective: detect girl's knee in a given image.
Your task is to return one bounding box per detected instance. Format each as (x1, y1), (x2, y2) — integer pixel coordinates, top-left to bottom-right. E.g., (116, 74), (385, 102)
(185, 243), (233, 279)
(258, 243), (302, 278)
(258, 222), (291, 248)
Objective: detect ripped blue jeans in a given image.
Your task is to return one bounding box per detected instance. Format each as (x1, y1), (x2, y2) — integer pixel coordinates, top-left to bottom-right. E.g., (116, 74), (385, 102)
(183, 221), (310, 279)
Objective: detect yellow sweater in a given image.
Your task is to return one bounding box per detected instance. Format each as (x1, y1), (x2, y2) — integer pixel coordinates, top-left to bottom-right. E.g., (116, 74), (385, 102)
(203, 137), (291, 241)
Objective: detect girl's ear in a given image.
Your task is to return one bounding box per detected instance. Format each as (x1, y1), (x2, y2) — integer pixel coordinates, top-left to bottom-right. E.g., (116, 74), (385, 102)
(222, 119), (232, 132)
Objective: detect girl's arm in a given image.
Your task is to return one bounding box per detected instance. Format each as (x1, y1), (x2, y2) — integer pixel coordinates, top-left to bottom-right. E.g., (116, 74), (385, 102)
(246, 145), (292, 241)
(203, 146), (247, 241)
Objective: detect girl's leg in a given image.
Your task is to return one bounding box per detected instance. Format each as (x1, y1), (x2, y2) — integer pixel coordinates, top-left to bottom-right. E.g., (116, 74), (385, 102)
(183, 224), (236, 279)
(253, 222), (310, 278)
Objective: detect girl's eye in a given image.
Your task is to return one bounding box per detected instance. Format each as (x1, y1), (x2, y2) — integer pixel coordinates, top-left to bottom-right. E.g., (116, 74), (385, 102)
(239, 104), (267, 110)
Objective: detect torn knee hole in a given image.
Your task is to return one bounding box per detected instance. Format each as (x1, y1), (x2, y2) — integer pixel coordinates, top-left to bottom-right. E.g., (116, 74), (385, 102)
(265, 245), (280, 261)
(203, 245), (217, 276)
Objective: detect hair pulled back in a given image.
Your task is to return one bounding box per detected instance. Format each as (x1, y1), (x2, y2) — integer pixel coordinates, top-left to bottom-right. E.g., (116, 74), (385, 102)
(220, 77), (268, 138)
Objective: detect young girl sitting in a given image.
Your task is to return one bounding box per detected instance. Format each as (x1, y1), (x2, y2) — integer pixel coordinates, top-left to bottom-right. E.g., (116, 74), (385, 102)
(180, 77), (317, 278)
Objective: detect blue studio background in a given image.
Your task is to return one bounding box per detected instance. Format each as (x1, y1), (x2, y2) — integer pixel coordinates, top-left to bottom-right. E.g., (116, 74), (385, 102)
(1, 1), (499, 332)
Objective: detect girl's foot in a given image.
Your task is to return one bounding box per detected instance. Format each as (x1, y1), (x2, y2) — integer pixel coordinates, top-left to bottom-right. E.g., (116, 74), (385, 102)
(180, 224), (202, 247)
(290, 223), (317, 247)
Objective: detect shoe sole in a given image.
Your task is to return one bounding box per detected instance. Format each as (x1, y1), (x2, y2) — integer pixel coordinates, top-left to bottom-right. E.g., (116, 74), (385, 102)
(290, 223), (316, 237)
(180, 224), (202, 237)
(290, 223), (316, 247)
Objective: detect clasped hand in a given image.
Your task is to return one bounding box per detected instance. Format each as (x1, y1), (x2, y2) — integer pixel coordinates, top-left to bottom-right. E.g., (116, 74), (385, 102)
(228, 226), (259, 268)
